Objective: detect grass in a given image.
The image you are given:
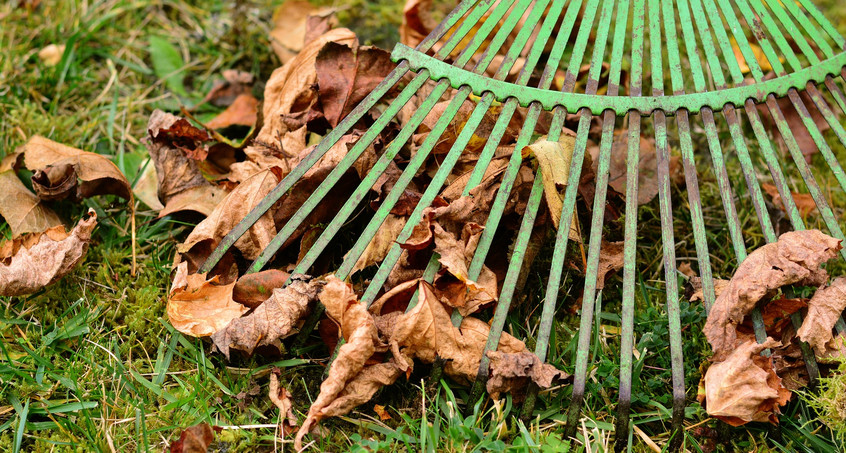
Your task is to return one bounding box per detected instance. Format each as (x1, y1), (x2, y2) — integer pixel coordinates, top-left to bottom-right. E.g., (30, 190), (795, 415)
(1, 0), (846, 451)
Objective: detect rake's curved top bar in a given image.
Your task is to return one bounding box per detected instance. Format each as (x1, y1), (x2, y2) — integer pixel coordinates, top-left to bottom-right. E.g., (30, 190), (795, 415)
(392, 43), (846, 115)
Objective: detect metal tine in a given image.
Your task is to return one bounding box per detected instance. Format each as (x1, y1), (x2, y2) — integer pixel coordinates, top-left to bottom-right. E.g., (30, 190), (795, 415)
(355, 0), (567, 306)
(662, 0), (716, 314)
(793, 0), (846, 103)
(197, 0), (490, 274)
(646, 0), (686, 447)
(741, 0), (846, 202)
(521, 0), (607, 419)
(248, 0), (525, 274)
(469, 0), (631, 408)
(709, 0), (824, 379)
(615, 0), (644, 449)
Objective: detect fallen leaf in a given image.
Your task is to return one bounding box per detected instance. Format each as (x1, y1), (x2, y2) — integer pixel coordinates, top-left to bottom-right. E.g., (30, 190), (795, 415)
(269, 370), (298, 435)
(211, 276), (323, 358)
(295, 277), (401, 450)
(132, 160), (165, 211)
(678, 262), (696, 278)
(232, 269), (292, 308)
(373, 404), (391, 421)
(400, 0), (436, 48)
(167, 262), (249, 337)
(21, 135), (131, 201)
(797, 277), (846, 353)
(758, 84), (831, 163)
(703, 230), (842, 359)
(703, 338), (790, 426)
(170, 423), (215, 453)
(350, 214), (406, 275)
(596, 240), (624, 290)
(201, 69), (254, 108)
(206, 93), (259, 130)
(0, 170), (63, 236)
(486, 350), (569, 403)
(37, 43), (65, 66)
(315, 42), (396, 127)
(762, 183), (817, 218)
(730, 37), (774, 74)
(522, 134), (580, 241)
(0, 209), (96, 297)
(594, 130), (659, 206)
(686, 277), (730, 303)
(269, 0), (337, 64)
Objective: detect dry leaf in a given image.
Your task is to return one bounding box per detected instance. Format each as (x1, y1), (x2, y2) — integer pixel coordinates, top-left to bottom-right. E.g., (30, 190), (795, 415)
(373, 404), (391, 421)
(37, 43), (65, 66)
(269, 370), (298, 435)
(132, 160), (165, 210)
(21, 135), (131, 201)
(797, 277), (846, 353)
(206, 93), (259, 130)
(0, 210), (96, 297)
(687, 277), (730, 303)
(211, 276), (323, 358)
(400, 0), (436, 48)
(170, 423), (215, 453)
(595, 130), (659, 205)
(315, 42), (396, 127)
(704, 230), (842, 359)
(167, 262), (248, 337)
(762, 183), (817, 218)
(486, 350), (569, 403)
(350, 214), (406, 275)
(596, 241), (624, 290)
(703, 338), (790, 426)
(0, 170), (63, 236)
(232, 269), (292, 308)
(295, 277), (401, 450)
(201, 69), (254, 108)
(522, 134), (580, 241)
(269, 0), (337, 64)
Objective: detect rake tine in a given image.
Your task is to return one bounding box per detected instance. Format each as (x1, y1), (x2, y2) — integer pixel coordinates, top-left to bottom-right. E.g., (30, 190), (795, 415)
(614, 0), (644, 449)
(196, 0), (490, 274)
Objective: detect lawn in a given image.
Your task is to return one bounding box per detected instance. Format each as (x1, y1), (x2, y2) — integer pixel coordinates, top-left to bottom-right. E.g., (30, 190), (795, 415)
(2, 0), (846, 452)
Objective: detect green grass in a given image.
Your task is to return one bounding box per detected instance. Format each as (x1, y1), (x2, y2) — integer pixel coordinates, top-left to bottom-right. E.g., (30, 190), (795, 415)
(2, 0), (846, 451)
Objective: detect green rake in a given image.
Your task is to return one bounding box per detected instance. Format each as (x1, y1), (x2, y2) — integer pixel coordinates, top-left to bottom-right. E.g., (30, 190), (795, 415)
(200, 0), (846, 448)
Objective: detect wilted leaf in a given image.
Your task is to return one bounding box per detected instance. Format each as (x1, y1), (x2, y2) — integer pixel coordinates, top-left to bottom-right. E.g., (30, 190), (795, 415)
(595, 130), (659, 205)
(797, 277), (846, 353)
(373, 405), (391, 421)
(596, 240), (624, 290)
(167, 262), (248, 337)
(703, 338), (790, 426)
(0, 170), (63, 236)
(37, 43), (64, 66)
(269, 370), (298, 435)
(201, 69), (254, 108)
(206, 93), (259, 130)
(170, 423), (215, 453)
(522, 134), (580, 240)
(0, 210), (96, 297)
(315, 42), (396, 127)
(400, 0), (436, 48)
(211, 276), (323, 358)
(149, 35), (188, 97)
(295, 277), (401, 450)
(232, 269), (292, 308)
(686, 277), (730, 303)
(269, 0), (337, 64)
(762, 183), (817, 218)
(704, 230), (842, 359)
(131, 160), (165, 210)
(350, 214), (406, 275)
(486, 350), (569, 402)
(21, 135), (131, 201)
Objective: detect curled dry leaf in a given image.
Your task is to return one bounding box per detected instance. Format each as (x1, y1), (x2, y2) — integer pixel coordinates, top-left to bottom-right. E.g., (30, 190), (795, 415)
(315, 42), (396, 127)
(596, 240), (624, 290)
(762, 183), (817, 219)
(201, 69), (254, 108)
(170, 423), (216, 453)
(211, 276), (323, 358)
(232, 269), (292, 308)
(296, 276), (401, 450)
(167, 262), (248, 337)
(0, 170), (63, 236)
(205, 93), (259, 130)
(400, 0), (436, 48)
(269, 371), (298, 435)
(797, 277), (846, 353)
(486, 350), (569, 403)
(522, 134), (580, 240)
(703, 338), (791, 426)
(0, 209), (96, 297)
(704, 230), (842, 359)
(21, 135), (131, 201)
(350, 214), (406, 275)
(269, 0), (337, 64)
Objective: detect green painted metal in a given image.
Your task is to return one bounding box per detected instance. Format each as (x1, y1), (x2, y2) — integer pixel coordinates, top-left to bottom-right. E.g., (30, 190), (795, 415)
(200, 0), (846, 450)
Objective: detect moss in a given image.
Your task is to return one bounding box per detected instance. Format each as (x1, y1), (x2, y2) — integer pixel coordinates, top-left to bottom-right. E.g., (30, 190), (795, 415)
(804, 360), (846, 443)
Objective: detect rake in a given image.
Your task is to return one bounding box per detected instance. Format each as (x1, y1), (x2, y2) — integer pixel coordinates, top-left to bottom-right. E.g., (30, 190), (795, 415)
(199, 0), (846, 449)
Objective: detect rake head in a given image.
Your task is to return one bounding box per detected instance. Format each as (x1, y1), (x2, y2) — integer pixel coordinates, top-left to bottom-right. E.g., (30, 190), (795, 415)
(200, 0), (846, 449)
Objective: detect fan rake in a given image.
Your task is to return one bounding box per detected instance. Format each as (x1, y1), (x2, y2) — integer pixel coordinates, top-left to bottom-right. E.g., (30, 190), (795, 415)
(200, 0), (846, 449)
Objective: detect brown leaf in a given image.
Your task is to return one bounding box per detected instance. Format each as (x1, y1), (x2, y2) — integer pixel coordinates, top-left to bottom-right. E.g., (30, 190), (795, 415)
(177, 168), (282, 271)
(797, 277), (846, 353)
(703, 230), (842, 359)
(211, 276), (323, 358)
(596, 240), (624, 290)
(486, 350), (569, 403)
(0, 210), (96, 297)
(350, 214), (406, 275)
(201, 69), (254, 108)
(21, 136), (131, 201)
(761, 183), (817, 219)
(269, 371), (298, 435)
(400, 0), (435, 48)
(295, 276), (401, 450)
(686, 277), (730, 303)
(703, 338), (790, 426)
(269, 0), (337, 64)
(167, 262), (249, 337)
(0, 170), (63, 236)
(170, 423), (215, 453)
(37, 43), (65, 66)
(758, 89), (831, 163)
(593, 130), (658, 205)
(206, 93), (259, 130)
(315, 42), (396, 127)
(232, 269), (292, 308)
(373, 404), (391, 421)
(256, 28), (356, 153)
